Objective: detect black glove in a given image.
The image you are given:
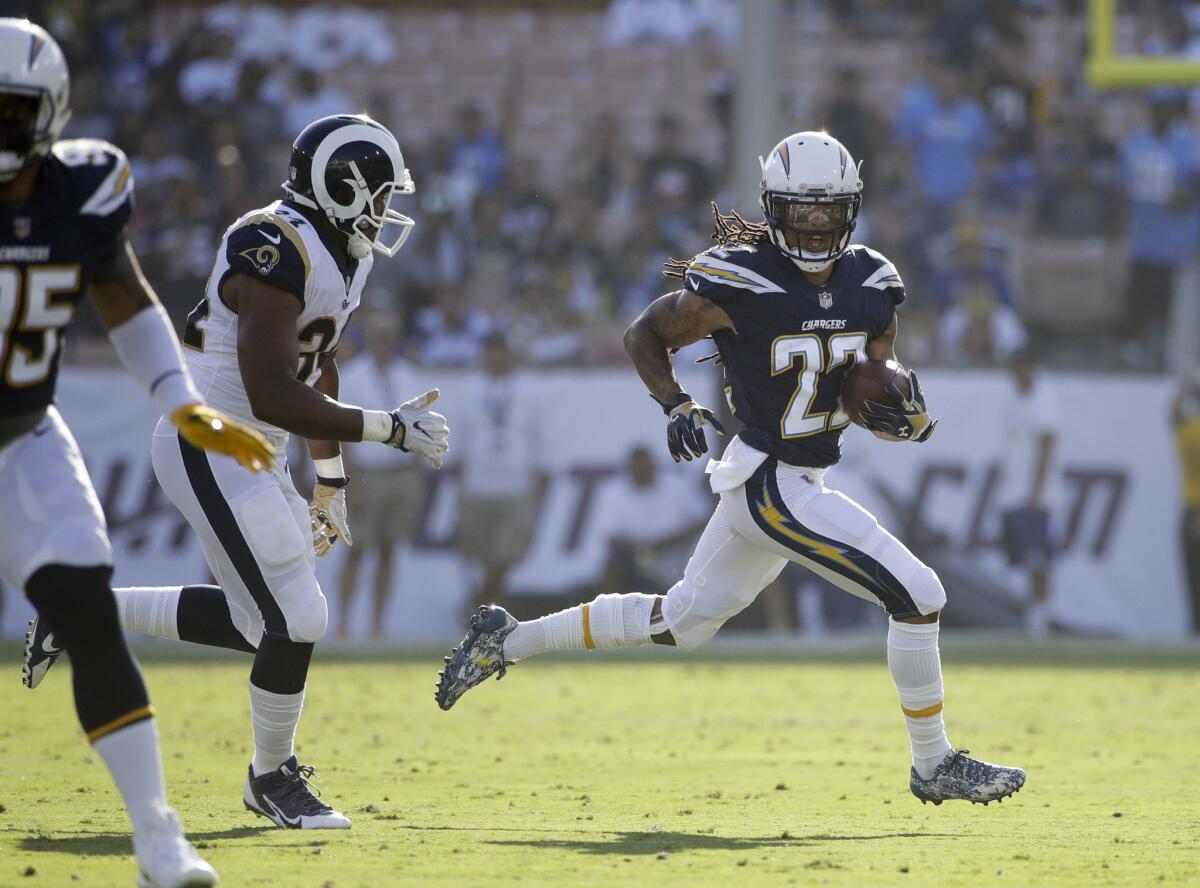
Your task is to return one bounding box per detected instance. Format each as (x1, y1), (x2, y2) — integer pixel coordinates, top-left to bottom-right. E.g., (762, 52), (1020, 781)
(859, 369), (938, 443)
(659, 392), (726, 463)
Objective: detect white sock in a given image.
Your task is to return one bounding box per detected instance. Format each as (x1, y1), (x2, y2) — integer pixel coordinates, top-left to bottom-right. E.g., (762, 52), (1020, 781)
(887, 618), (952, 780)
(504, 593), (657, 661)
(249, 682), (304, 776)
(113, 586), (182, 640)
(92, 718), (168, 831)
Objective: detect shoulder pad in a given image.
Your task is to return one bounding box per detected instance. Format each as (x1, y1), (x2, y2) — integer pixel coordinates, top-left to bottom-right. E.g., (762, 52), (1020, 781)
(51, 139), (134, 218)
(853, 245), (906, 305)
(685, 245), (785, 299)
(225, 212), (310, 305)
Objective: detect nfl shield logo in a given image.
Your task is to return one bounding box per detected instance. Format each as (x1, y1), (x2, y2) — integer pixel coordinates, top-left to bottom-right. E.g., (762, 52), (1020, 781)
(13, 216), (31, 239)
(818, 290), (833, 309)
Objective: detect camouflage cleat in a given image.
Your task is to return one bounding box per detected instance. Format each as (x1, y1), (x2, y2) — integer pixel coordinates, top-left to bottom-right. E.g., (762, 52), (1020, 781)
(23, 617), (62, 689)
(910, 748), (1025, 806)
(435, 605), (518, 711)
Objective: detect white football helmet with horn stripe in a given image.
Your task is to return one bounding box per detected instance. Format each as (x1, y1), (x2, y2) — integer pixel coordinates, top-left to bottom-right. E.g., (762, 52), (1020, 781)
(759, 131), (863, 273)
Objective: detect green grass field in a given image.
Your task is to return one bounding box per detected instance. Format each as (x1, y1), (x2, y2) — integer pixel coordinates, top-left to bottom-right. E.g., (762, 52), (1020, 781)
(1, 642), (1198, 887)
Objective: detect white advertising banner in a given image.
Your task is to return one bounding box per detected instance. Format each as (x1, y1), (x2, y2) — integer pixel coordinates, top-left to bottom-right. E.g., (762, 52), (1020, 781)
(0, 368), (1188, 641)
(834, 371), (1188, 639)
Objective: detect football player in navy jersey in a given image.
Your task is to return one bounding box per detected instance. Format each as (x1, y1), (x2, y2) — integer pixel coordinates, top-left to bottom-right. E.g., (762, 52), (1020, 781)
(0, 18), (274, 887)
(438, 131), (1025, 806)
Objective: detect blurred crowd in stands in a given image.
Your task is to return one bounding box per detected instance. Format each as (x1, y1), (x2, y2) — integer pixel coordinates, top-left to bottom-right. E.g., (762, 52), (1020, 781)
(20, 0), (1200, 373)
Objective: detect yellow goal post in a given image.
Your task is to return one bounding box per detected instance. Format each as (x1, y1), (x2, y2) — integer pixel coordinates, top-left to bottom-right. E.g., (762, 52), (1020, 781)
(1087, 0), (1200, 87)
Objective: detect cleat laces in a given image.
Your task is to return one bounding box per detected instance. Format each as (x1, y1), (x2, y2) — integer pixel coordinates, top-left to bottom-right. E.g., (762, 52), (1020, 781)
(943, 749), (987, 782)
(279, 764), (332, 817)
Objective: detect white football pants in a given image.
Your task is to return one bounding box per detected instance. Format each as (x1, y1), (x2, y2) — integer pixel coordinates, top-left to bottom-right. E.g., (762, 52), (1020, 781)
(150, 419), (326, 647)
(0, 407), (112, 586)
(663, 455), (946, 651)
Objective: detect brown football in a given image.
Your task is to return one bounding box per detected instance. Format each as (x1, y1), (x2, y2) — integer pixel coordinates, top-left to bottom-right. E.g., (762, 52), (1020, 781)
(840, 359), (911, 428)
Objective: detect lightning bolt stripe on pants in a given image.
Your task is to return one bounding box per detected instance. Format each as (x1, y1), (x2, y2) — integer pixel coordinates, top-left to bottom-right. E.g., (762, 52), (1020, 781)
(744, 460), (920, 618)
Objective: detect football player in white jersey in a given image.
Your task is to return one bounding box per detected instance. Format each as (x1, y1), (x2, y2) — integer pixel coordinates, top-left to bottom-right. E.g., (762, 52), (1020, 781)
(4, 18), (276, 888)
(30, 115), (449, 830)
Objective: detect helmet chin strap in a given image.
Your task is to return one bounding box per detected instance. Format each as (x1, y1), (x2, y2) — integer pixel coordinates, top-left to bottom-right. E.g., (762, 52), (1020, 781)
(769, 228), (837, 273)
(0, 150), (31, 181)
(788, 254), (836, 273)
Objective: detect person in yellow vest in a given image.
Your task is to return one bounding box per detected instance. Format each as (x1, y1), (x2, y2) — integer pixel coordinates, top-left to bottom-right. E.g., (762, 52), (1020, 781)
(1172, 372), (1200, 634)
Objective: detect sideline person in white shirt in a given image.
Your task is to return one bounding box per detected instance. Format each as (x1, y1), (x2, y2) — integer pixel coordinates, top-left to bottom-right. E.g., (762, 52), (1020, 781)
(996, 349), (1057, 635)
(455, 332), (548, 615)
(591, 446), (713, 595)
(334, 310), (427, 639)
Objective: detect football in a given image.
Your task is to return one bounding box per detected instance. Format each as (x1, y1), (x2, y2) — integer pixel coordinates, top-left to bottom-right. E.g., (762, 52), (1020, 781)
(840, 359), (911, 428)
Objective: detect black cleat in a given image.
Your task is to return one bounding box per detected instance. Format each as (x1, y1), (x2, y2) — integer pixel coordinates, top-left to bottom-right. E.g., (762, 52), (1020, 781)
(910, 748), (1025, 805)
(243, 756), (350, 829)
(435, 605), (518, 711)
(22, 617), (62, 689)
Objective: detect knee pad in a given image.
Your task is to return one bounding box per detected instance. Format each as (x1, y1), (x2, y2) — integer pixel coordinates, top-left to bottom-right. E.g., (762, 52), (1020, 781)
(26, 563), (118, 650)
(846, 515), (944, 617)
(908, 564), (946, 614)
(236, 487), (324, 641)
(275, 574), (328, 643)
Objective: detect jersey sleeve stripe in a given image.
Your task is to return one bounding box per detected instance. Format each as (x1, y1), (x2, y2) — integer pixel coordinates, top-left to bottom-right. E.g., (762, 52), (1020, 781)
(78, 154), (134, 217)
(686, 256), (785, 294)
(862, 261), (904, 290)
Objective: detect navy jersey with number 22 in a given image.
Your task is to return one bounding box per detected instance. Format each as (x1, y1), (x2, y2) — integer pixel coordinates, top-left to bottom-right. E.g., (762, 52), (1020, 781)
(684, 242), (905, 469)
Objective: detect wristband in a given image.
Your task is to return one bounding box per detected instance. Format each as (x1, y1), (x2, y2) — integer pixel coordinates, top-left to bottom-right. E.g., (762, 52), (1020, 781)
(313, 455), (345, 480)
(361, 408), (401, 443)
(653, 391), (691, 416)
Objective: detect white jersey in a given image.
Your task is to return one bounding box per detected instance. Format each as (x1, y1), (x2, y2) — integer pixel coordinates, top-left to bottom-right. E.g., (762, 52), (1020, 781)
(182, 199), (372, 450)
(456, 372), (544, 498)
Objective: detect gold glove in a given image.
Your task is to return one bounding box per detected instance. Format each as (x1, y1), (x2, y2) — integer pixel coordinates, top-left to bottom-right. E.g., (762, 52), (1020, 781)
(310, 480), (352, 557)
(170, 403), (275, 473)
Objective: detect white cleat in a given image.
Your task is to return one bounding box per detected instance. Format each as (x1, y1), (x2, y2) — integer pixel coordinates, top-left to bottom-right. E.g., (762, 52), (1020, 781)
(133, 801), (218, 888)
(22, 617), (62, 689)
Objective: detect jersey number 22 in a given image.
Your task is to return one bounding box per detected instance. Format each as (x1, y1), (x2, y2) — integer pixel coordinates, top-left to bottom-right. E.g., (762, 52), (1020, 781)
(771, 332), (866, 437)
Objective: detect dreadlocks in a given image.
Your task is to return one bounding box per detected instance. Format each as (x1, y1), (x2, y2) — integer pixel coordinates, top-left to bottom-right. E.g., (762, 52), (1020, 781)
(663, 202), (772, 279)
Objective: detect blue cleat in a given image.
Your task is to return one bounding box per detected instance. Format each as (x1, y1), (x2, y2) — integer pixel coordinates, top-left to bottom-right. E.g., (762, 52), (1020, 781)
(910, 748), (1025, 805)
(435, 605), (518, 711)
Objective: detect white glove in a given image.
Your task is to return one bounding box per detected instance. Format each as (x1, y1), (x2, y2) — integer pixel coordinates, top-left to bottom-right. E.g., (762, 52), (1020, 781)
(390, 389), (450, 468)
(362, 388), (451, 468)
(310, 478), (352, 557)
